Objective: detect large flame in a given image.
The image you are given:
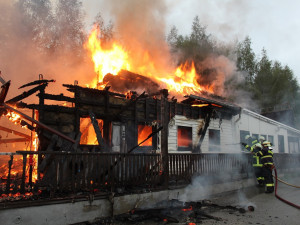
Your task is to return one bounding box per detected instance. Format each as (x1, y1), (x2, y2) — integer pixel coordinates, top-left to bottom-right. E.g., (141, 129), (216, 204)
(85, 28), (130, 86)
(85, 26), (214, 97)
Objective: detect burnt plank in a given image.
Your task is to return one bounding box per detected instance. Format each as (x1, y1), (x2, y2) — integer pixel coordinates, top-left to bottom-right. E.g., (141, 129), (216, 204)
(6, 83), (47, 104)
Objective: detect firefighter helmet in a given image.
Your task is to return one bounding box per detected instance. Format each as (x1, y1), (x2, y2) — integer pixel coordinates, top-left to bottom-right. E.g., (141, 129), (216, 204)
(255, 143), (262, 149)
(245, 135), (251, 140)
(262, 141), (271, 147)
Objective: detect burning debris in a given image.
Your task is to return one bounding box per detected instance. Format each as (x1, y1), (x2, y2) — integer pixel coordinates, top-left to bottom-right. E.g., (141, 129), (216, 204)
(92, 199), (254, 224)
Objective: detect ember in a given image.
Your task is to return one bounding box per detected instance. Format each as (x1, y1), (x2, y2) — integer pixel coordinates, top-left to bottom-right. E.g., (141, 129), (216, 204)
(109, 199), (251, 224)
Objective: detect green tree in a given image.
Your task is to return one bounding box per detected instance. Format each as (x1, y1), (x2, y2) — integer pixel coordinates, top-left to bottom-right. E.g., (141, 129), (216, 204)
(236, 36), (257, 84)
(253, 49), (299, 111)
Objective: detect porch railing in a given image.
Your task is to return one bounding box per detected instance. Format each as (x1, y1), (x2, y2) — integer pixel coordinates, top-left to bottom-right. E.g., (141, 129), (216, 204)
(0, 152), (299, 199)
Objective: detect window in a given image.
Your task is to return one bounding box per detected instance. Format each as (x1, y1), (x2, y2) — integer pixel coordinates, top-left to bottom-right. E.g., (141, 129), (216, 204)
(252, 133), (259, 141)
(288, 136), (299, 153)
(268, 135), (274, 146)
(138, 125), (152, 146)
(278, 135), (285, 153)
(240, 130), (250, 143)
(177, 126), (192, 151)
(209, 129), (220, 151)
(80, 117), (103, 145)
(260, 134), (267, 142)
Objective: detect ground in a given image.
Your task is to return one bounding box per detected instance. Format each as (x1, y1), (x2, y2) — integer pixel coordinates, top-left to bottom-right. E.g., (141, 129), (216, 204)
(90, 173), (300, 225)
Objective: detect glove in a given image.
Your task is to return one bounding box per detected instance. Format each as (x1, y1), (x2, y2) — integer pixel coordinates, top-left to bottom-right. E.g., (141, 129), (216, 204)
(241, 143), (246, 147)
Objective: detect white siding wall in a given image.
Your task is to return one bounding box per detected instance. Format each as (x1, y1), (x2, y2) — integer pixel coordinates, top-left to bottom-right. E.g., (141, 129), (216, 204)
(168, 115), (203, 153)
(234, 109), (300, 153)
(168, 108), (300, 153)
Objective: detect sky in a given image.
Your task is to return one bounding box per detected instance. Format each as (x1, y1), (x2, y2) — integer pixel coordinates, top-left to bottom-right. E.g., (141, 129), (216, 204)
(82, 0), (300, 82)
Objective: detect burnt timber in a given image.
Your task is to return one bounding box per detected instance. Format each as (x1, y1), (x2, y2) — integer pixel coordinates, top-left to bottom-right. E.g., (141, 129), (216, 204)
(14, 82), (241, 153)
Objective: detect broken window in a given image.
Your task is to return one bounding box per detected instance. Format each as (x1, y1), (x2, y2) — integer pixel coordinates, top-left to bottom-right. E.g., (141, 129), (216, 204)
(80, 117), (103, 145)
(177, 126), (192, 151)
(209, 129), (220, 151)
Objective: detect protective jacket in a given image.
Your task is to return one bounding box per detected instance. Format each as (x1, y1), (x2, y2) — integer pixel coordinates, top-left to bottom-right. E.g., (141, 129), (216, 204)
(256, 146), (274, 193)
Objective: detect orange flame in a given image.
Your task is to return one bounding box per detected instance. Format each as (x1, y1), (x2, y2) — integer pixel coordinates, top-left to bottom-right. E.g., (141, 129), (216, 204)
(85, 26), (215, 97)
(85, 27), (130, 86)
(182, 205), (193, 212)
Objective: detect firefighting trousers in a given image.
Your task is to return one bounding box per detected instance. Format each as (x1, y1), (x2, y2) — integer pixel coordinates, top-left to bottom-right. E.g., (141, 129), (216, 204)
(262, 166), (274, 192)
(253, 166), (264, 185)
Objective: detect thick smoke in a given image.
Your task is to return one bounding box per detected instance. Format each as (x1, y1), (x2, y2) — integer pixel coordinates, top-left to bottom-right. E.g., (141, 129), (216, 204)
(0, 0), (95, 101)
(99, 0), (174, 76)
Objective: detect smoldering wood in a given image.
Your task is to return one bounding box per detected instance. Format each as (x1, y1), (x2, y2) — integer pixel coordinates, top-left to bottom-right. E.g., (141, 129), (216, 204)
(63, 84), (126, 98)
(38, 93), (75, 103)
(103, 70), (160, 95)
(0, 80), (10, 104)
(6, 83), (47, 104)
(5, 155), (13, 194)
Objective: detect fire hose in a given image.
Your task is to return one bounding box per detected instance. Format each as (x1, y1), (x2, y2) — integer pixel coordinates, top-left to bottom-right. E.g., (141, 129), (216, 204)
(273, 167), (300, 209)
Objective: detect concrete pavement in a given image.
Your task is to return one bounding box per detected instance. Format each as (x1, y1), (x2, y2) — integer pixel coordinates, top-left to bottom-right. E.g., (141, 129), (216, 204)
(202, 174), (300, 225)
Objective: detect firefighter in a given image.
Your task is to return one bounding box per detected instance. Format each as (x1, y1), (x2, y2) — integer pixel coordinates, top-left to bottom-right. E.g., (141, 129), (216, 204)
(256, 141), (274, 193)
(242, 135), (264, 186)
(259, 136), (265, 144)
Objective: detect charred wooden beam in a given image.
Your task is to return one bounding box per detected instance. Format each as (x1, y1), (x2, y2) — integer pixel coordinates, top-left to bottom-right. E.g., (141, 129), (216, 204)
(37, 93), (75, 103)
(5, 155), (13, 194)
(16, 102), (75, 113)
(63, 84), (126, 98)
(18, 79), (55, 89)
(20, 154), (27, 194)
(160, 89), (169, 187)
(3, 103), (75, 143)
(89, 111), (109, 152)
(6, 83), (47, 104)
(0, 125), (31, 139)
(196, 107), (214, 152)
(0, 80), (10, 105)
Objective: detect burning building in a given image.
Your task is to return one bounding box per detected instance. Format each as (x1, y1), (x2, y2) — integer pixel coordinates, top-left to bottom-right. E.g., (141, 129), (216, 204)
(1, 23), (300, 225)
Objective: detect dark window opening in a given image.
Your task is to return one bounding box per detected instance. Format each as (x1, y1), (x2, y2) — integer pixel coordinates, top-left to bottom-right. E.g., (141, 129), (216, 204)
(268, 135), (274, 146)
(278, 135), (285, 153)
(209, 129), (220, 151)
(177, 126), (192, 151)
(288, 136), (299, 153)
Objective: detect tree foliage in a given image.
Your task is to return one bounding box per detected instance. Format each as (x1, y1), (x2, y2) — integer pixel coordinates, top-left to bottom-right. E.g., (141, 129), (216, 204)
(236, 38), (300, 127)
(167, 16), (215, 66)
